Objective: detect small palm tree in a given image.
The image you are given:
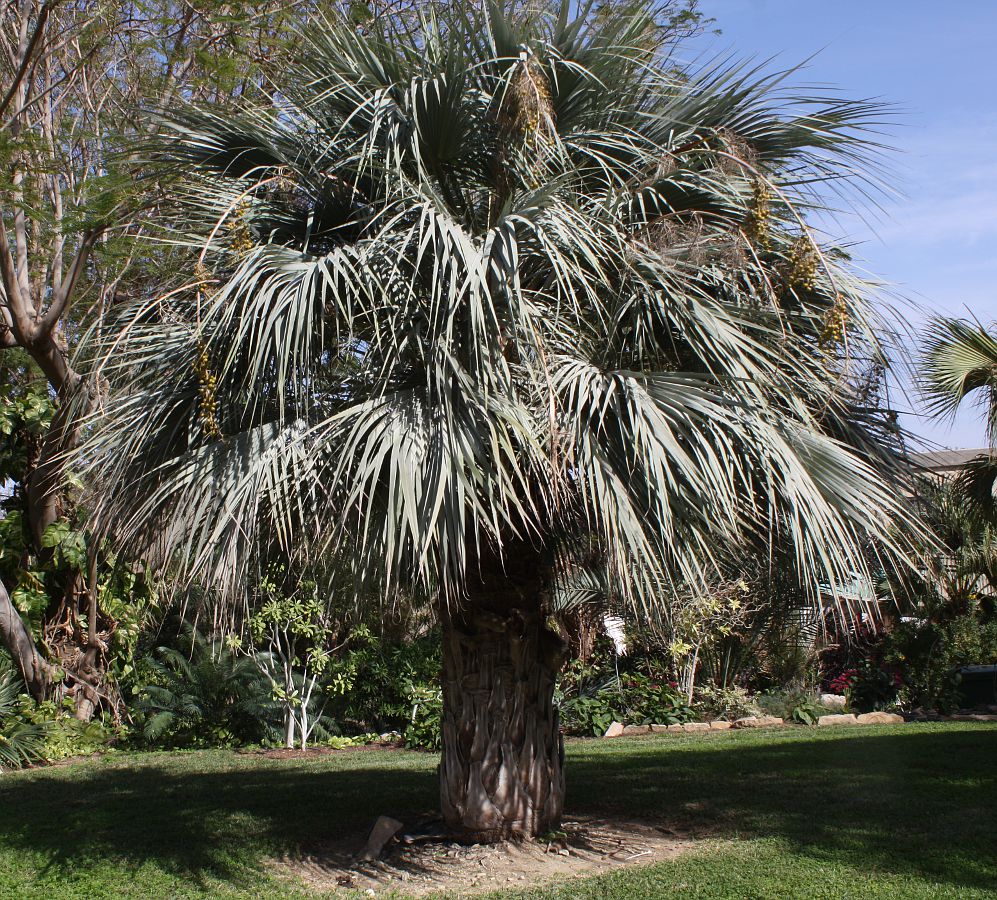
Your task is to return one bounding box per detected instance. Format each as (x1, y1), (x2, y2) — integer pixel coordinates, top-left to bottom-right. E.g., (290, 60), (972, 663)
(922, 317), (997, 516)
(82, 1), (920, 838)
(0, 653), (48, 771)
(135, 631), (277, 747)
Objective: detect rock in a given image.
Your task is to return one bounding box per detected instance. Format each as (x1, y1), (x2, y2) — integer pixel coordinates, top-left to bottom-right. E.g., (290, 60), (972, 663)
(682, 722), (710, 732)
(732, 715), (783, 728)
(622, 724), (650, 735)
(667, 723), (685, 733)
(649, 724), (668, 733)
(818, 713), (858, 727)
(950, 713), (997, 722)
(361, 815), (404, 860)
(855, 712), (904, 725)
(603, 721), (625, 738)
(820, 693), (848, 711)
(709, 721), (731, 730)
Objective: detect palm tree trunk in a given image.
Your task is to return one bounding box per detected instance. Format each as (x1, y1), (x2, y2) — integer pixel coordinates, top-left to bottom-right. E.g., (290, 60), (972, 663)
(439, 551), (567, 841)
(0, 576), (54, 701)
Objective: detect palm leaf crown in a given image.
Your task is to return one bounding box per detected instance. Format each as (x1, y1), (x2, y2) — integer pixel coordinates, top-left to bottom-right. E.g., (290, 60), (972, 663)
(81, 0), (921, 621)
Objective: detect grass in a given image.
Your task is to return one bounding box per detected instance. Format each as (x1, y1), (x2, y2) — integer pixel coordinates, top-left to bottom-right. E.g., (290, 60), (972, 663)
(0, 723), (995, 898)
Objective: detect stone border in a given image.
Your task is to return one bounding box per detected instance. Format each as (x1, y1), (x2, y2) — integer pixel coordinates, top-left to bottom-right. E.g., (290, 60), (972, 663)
(601, 710), (997, 737)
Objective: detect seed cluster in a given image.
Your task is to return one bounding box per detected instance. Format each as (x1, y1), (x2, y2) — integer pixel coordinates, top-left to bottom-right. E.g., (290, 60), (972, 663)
(504, 54), (554, 144)
(743, 179), (772, 251)
(785, 236), (819, 291)
(226, 200), (255, 255)
(819, 294), (849, 349)
(193, 339), (222, 439)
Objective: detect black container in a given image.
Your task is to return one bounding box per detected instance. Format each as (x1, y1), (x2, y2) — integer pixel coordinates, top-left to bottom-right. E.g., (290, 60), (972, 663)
(957, 665), (997, 708)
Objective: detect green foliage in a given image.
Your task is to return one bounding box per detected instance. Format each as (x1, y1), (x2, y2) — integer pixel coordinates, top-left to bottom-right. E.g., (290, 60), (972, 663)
(20, 701), (114, 760)
(403, 685), (442, 751)
(559, 672), (695, 735)
(325, 732), (378, 750)
(132, 630), (277, 747)
(0, 654), (48, 771)
(558, 691), (619, 737)
(886, 613), (997, 712)
(0, 353), (54, 486)
(693, 683), (760, 721)
(755, 689), (836, 724)
(844, 662), (901, 714)
(788, 698), (825, 726)
(326, 629), (441, 733)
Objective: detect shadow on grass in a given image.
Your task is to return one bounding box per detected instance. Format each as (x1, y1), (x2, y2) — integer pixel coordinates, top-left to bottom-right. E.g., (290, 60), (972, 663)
(0, 726), (994, 895)
(568, 725), (997, 894)
(0, 750), (440, 894)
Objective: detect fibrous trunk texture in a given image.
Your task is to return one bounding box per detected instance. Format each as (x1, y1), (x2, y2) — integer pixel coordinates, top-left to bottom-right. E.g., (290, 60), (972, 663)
(439, 552), (566, 842)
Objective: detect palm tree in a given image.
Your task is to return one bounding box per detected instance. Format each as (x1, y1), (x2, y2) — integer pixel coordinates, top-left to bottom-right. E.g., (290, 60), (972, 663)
(922, 316), (997, 516)
(80, 1), (920, 839)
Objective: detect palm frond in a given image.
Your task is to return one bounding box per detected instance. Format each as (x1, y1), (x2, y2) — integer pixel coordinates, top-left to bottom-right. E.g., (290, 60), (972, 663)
(77, 0), (925, 630)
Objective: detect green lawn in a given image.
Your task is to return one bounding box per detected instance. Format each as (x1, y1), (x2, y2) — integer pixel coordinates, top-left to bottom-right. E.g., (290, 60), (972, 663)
(0, 723), (995, 899)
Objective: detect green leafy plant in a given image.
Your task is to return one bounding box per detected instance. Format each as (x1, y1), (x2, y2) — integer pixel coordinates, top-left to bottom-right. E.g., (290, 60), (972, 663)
(0, 653), (48, 771)
(325, 629), (441, 733)
(886, 614), (997, 712)
(789, 698), (825, 726)
(404, 684), (442, 751)
(133, 629), (277, 747)
(559, 690), (620, 737)
(246, 573), (336, 750)
(694, 683), (760, 721)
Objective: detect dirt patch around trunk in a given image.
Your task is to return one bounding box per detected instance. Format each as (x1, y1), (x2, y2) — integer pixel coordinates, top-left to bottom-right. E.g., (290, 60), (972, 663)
(274, 816), (696, 897)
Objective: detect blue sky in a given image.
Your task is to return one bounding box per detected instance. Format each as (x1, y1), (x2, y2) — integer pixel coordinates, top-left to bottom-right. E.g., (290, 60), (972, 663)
(684, 0), (997, 450)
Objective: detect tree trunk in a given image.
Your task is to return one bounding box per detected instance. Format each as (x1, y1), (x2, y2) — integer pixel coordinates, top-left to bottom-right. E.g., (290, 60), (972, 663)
(0, 576), (54, 701)
(25, 366), (91, 548)
(439, 552), (567, 842)
(285, 709), (295, 749)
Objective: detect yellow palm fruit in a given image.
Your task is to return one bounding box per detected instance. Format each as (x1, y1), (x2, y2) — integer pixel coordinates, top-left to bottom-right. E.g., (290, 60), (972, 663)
(743, 178), (772, 251)
(786, 236), (819, 291)
(226, 200), (255, 255)
(818, 295), (849, 349)
(193, 339), (223, 439)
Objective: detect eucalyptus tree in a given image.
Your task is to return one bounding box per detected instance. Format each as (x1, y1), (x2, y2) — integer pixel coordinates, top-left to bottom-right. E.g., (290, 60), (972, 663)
(82, 1), (920, 839)
(0, 0), (306, 708)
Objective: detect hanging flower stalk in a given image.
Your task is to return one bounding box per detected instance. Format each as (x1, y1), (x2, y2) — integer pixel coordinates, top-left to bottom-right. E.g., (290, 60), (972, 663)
(784, 235), (819, 292)
(743, 178), (772, 251)
(193, 339), (222, 439)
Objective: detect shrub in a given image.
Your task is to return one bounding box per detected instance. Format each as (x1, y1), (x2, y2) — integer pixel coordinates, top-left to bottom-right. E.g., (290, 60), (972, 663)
(132, 630), (277, 747)
(886, 613), (997, 712)
(756, 688), (836, 722)
(847, 663), (902, 713)
(0, 655), (47, 771)
(326, 629), (441, 733)
(620, 674), (696, 725)
(558, 674), (695, 736)
(788, 697), (825, 725)
(559, 690), (619, 737)
(694, 683), (760, 721)
(404, 685), (442, 751)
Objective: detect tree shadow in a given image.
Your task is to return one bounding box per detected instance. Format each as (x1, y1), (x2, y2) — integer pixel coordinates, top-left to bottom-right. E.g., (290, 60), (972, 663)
(0, 750), (439, 894)
(567, 725), (997, 894)
(0, 727), (994, 895)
